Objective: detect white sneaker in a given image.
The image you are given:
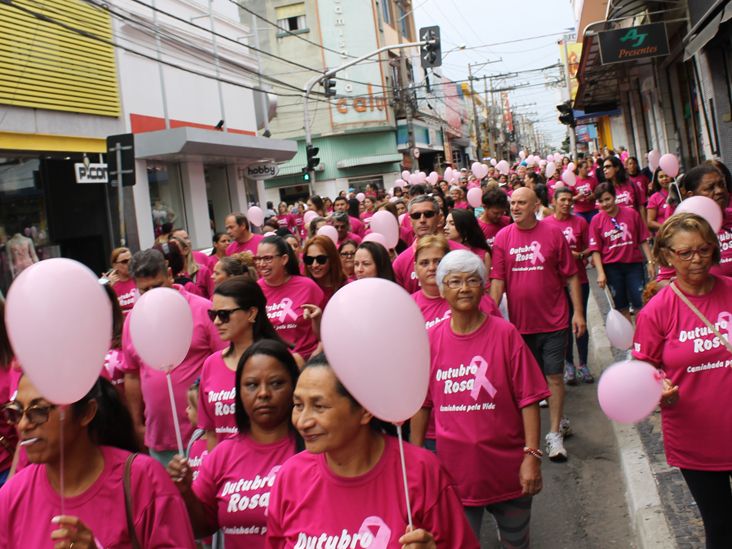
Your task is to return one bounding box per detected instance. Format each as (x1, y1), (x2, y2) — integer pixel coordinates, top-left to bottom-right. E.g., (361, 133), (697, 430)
(539, 399), (548, 408)
(545, 432), (568, 462)
(559, 417), (572, 438)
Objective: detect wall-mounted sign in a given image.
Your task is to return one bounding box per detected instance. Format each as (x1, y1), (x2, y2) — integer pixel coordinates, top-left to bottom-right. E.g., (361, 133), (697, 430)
(598, 23), (670, 65)
(74, 162), (108, 184)
(245, 161), (279, 180)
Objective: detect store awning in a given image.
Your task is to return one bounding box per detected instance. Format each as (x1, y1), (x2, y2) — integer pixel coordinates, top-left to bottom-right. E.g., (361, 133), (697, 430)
(134, 126), (297, 164)
(335, 153), (402, 169)
(683, 1), (731, 60)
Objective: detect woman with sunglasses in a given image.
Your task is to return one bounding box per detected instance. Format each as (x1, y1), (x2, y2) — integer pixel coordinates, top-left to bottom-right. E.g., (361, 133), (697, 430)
(302, 235), (346, 304)
(168, 340), (301, 549)
(198, 276), (302, 450)
(266, 355), (479, 548)
(106, 247), (137, 314)
(338, 239), (358, 282)
(633, 213), (732, 549)
(603, 155), (646, 221)
(255, 236), (324, 360)
(0, 376), (195, 547)
(588, 182), (653, 322)
(354, 241), (396, 282)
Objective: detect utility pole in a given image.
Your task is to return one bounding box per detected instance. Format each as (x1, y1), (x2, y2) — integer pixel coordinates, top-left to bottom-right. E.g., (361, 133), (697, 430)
(467, 63), (482, 161)
(400, 55), (418, 172)
(562, 35), (577, 160)
(483, 75), (494, 159)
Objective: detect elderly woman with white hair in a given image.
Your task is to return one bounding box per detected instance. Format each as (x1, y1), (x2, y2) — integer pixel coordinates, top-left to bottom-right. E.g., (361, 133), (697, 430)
(412, 250), (550, 548)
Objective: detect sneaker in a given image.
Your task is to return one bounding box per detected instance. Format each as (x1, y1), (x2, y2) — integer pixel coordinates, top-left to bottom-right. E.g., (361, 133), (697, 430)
(578, 364), (594, 383)
(545, 432), (568, 462)
(564, 362), (577, 385)
(539, 399), (548, 408)
(559, 417), (573, 438)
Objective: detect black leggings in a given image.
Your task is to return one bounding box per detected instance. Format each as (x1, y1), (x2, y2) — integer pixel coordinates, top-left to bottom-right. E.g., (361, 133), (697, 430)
(680, 468), (732, 549)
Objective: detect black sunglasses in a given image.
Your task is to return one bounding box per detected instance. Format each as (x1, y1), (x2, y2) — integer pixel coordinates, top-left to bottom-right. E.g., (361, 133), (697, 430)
(2, 402), (57, 426)
(409, 211), (437, 220)
(207, 308), (244, 323)
(304, 255), (328, 265)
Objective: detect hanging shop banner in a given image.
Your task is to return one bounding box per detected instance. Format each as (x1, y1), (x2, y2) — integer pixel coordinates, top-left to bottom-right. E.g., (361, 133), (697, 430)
(598, 23), (670, 65)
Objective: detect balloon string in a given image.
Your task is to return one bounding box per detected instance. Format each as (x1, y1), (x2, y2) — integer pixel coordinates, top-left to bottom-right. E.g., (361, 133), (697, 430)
(166, 371), (185, 456)
(59, 406), (66, 517)
(604, 286), (616, 310)
(396, 424), (414, 530)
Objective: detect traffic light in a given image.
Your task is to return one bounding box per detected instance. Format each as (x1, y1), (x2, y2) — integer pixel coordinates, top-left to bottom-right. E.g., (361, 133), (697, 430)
(306, 144), (320, 171)
(557, 101), (576, 127)
(419, 26), (441, 69)
(301, 167), (311, 182)
(322, 78), (336, 98)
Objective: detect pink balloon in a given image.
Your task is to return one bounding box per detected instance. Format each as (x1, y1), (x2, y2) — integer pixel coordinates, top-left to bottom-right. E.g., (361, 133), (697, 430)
(539, 159), (547, 168)
(5, 258), (112, 404)
(416, 172), (427, 184)
(519, 150), (526, 159)
(546, 155), (553, 162)
(401, 170), (410, 181)
(562, 170), (576, 186)
(526, 156), (536, 167)
(490, 159), (497, 167)
(648, 149), (661, 172)
(553, 153), (562, 163)
(606, 309), (634, 350)
(567, 162), (576, 171)
(369, 210), (399, 248)
(474, 163), (489, 180)
(129, 287), (193, 371)
(545, 161), (556, 178)
(659, 154), (680, 178)
(398, 213), (406, 225)
(247, 206), (264, 227)
(467, 187), (483, 208)
(496, 160), (509, 175)
(356, 192), (366, 202)
(303, 210), (318, 225)
(394, 179), (406, 188)
(444, 167), (453, 181)
(598, 360), (663, 424)
(427, 171), (439, 185)
(471, 161), (482, 175)
(317, 225), (339, 245)
(264, 231), (276, 237)
(321, 278), (430, 423)
(362, 232), (388, 248)
(675, 196), (723, 233)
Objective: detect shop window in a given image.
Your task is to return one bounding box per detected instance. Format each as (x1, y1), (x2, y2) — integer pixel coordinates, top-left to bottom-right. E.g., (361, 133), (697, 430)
(148, 163), (186, 241)
(204, 164), (231, 233)
(348, 175), (384, 193)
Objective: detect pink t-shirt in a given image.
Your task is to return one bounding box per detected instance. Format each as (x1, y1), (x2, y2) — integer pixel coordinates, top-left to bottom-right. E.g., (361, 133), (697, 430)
(227, 234), (264, 256)
(359, 210), (375, 226)
(412, 290), (502, 331)
(349, 216), (366, 237)
(629, 173), (650, 203)
(121, 285), (226, 451)
(490, 221), (578, 334)
(188, 433), (209, 482)
(198, 350), (238, 441)
(573, 176), (597, 213)
(399, 213), (415, 246)
(193, 433), (296, 548)
(112, 278), (137, 314)
(276, 213), (295, 231)
(0, 365), (17, 472)
(0, 446), (195, 548)
(632, 276), (732, 470)
(338, 232), (362, 246)
(543, 214), (590, 284)
(192, 250), (209, 267)
(613, 181), (643, 210)
(425, 316), (549, 505)
(453, 200), (469, 210)
(587, 207), (650, 264)
(478, 216), (511, 248)
(657, 217), (732, 281)
(393, 240), (467, 294)
(258, 276), (325, 359)
(266, 436), (479, 548)
(647, 190), (676, 226)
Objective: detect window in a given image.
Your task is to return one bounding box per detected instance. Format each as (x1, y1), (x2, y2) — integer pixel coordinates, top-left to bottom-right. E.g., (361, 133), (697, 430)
(380, 0), (392, 25)
(148, 163), (186, 238)
(348, 175), (384, 193)
(397, 2), (410, 39)
(276, 3), (307, 33)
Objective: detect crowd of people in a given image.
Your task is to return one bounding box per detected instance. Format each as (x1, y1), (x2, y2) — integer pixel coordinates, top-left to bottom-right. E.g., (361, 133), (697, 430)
(0, 149), (731, 548)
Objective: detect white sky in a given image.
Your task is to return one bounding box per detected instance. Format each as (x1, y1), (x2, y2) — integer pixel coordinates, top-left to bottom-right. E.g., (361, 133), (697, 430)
(413, 0), (577, 149)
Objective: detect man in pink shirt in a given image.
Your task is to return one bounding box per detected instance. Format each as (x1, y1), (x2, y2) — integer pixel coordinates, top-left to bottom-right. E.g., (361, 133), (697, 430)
(225, 212), (264, 255)
(332, 212), (363, 246)
(393, 195), (465, 294)
(122, 249), (226, 465)
(490, 187), (586, 462)
(478, 189), (511, 248)
(333, 196), (365, 237)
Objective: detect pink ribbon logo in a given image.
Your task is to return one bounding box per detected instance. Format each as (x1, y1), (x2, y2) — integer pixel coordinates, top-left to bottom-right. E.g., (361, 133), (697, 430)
(619, 222), (631, 241)
(717, 311), (732, 340)
(530, 241), (545, 265)
(358, 516), (391, 549)
(278, 298), (299, 322)
(563, 227), (576, 245)
(470, 355), (498, 401)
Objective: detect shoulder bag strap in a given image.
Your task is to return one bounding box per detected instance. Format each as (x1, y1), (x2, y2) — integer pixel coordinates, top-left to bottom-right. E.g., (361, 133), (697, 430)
(669, 282), (732, 356)
(124, 453), (142, 549)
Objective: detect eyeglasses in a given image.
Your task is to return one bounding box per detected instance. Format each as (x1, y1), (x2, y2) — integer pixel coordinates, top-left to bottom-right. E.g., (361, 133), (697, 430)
(2, 402), (56, 425)
(253, 255), (281, 264)
(304, 255), (328, 266)
(207, 308), (244, 323)
(603, 164), (615, 170)
(444, 276), (483, 290)
(667, 245), (715, 261)
(409, 210), (437, 220)
(339, 251), (356, 258)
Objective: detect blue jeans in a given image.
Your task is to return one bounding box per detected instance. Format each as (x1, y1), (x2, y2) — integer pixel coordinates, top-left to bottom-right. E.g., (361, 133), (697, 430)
(565, 283), (590, 365)
(604, 262), (645, 311)
(0, 468), (9, 489)
(576, 210), (598, 224)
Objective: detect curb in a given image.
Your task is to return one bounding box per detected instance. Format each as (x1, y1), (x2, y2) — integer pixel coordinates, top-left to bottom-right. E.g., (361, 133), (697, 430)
(587, 292), (677, 549)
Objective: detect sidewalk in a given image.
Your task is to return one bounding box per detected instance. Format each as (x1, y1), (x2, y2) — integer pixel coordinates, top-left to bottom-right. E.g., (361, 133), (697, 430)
(587, 278), (705, 549)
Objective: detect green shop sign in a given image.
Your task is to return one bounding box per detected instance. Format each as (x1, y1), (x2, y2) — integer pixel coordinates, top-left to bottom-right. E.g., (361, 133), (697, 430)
(598, 23), (669, 65)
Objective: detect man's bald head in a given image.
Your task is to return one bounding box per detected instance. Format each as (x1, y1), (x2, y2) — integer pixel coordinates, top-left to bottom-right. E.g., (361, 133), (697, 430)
(509, 187), (540, 228)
